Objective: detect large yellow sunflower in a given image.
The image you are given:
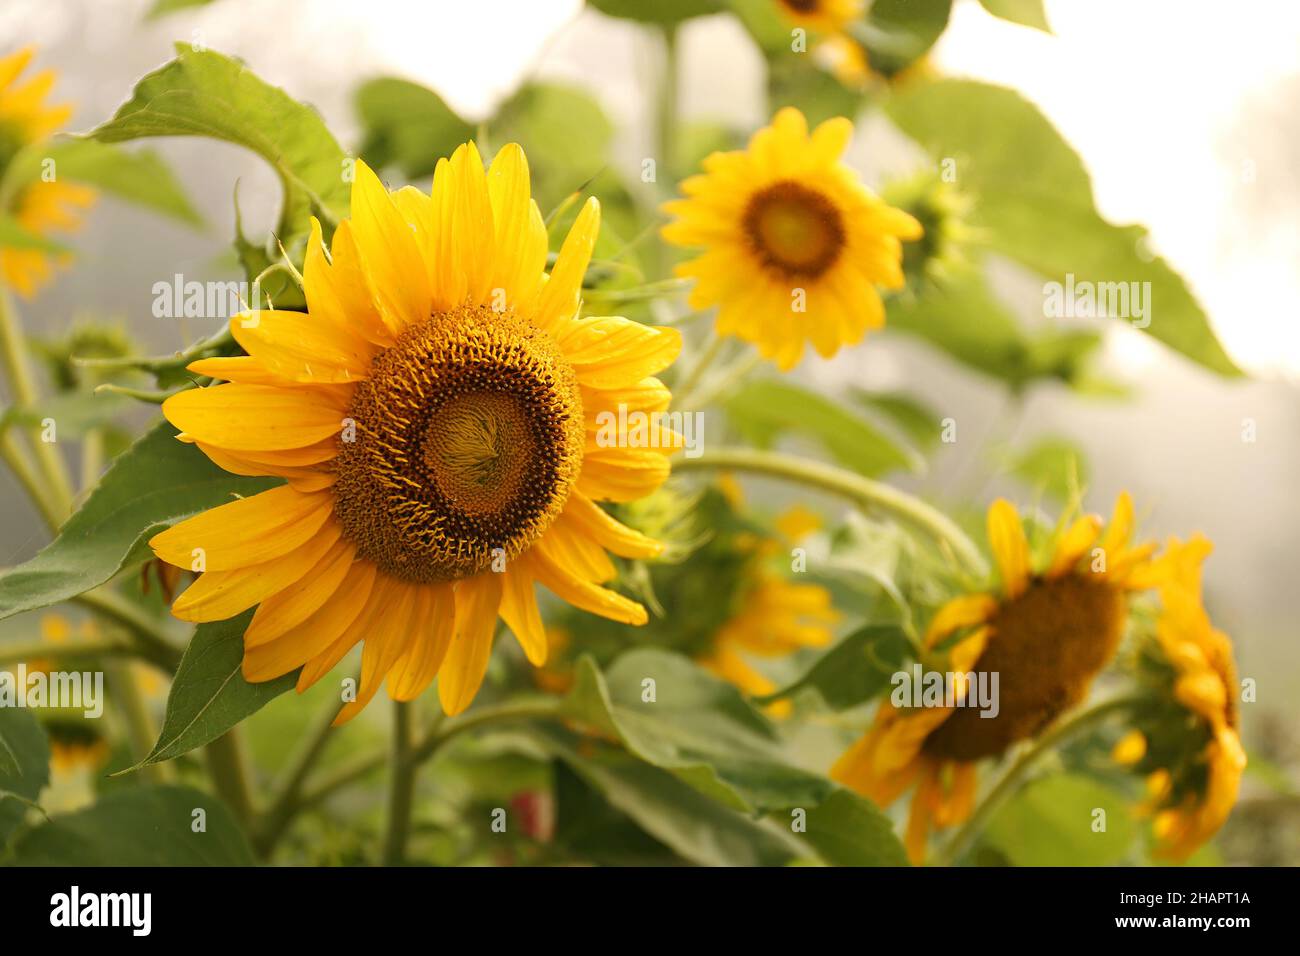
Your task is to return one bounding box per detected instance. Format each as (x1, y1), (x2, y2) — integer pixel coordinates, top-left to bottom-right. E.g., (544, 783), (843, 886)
(0, 47), (94, 298)
(1115, 535), (1246, 861)
(149, 142), (682, 723)
(662, 107), (920, 370)
(832, 493), (1158, 863)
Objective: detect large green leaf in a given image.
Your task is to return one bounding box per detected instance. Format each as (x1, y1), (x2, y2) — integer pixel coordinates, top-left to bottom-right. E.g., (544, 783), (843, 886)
(981, 773), (1137, 866)
(122, 610), (298, 772)
(91, 45), (349, 243)
(0, 420), (277, 622)
(534, 726), (806, 866)
(1, 138), (203, 227)
(863, 0), (954, 77)
(561, 650), (834, 812)
(10, 785), (255, 865)
(726, 378), (922, 477)
(886, 271), (1104, 390)
(886, 80), (1240, 376)
(354, 77), (473, 180)
(978, 0), (1051, 33)
(777, 787), (909, 866)
(762, 624), (910, 710)
(0, 708), (50, 839)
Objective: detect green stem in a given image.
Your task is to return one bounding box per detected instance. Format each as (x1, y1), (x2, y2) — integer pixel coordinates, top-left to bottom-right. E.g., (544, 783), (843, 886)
(105, 660), (170, 784)
(673, 333), (726, 410)
(0, 429), (63, 529)
(252, 693), (346, 857)
(205, 727), (258, 828)
(73, 588), (184, 671)
(935, 696), (1142, 866)
(380, 700), (417, 866)
(679, 350), (762, 409)
(80, 427), (103, 493)
(0, 288), (73, 521)
(0, 633), (128, 667)
(673, 447), (989, 577)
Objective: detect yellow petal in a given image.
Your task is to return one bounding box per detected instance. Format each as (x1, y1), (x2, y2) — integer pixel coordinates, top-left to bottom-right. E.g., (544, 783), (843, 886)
(187, 355), (287, 386)
(348, 158), (430, 332)
(163, 383), (347, 452)
(986, 498), (1031, 598)
(560, 491), (662, 559)
(559, 316), (682, 389)
(535, 196), (600, 330)
(438, 572), (504, 716)
(333, 577), (421, 725)
(499, 565), (546, 666)
(487, 143), (546, 310)
(1047, 514), (1102, 579)
(149, 485), (332, 571)
(387, 583), (455, 701)
(245, 537), (357, 646)
(528, 547), (647, 626)
(230, 308), (373, 383)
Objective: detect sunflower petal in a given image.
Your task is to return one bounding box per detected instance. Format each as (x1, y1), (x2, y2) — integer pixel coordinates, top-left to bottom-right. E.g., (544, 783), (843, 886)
(438, 572), (504, 716)
(987, 498), (1031, 598)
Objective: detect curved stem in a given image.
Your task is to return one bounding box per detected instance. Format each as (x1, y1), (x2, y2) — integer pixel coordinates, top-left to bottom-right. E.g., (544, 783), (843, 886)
(205, 727), (258, 829)
(0, 430), (63, 529)
(673, 333), (726, 409)
(673, 447), (989, 577)
(935, 695), (1143, 866)
(73, 588), (184, 671)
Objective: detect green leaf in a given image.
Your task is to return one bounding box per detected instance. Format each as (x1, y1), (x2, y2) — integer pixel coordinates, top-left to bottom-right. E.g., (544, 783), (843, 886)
(776, 787), (910, 866)
(146, 0), (217, 18)
(726, 0), (790, 56)
(491, 82), (615, 212)
(587, 0), (723, 25)
(10, 785), (255, 865)
(91, 45), (349, 244)
(123, 610), (298, 772)
(533, 726), (807, 866)
(863, 0), (954, 77)
(1000, 437), (1088, 503)
(354, 77), (474, 180)
(886, 80), (1240, 376)
(978, 0), (1051, 33)
(1, 138), (204, 227)
(562, 650), (835, 812)
(767, 56), (866, 128)
(982, 773), (1137, 866)
(850, 389), (943, 451)
(0, 391), (130, 438)
(0, 213), (69, 254)
(763, 624), (910, 710)
(727, 378), (922, 477)
(0, 708), (50, 838)
(886, 271), (1103, 390)
(0, 420), (277, 622)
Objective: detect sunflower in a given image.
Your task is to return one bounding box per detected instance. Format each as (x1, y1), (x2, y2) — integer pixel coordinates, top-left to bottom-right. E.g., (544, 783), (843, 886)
(149, 142), (682, 723)
(1115, 535), (1246, 860)
(0, 47), (94, 298)
(662, 107), (921, 370)
(773, 0), (862, 35)
(832, 493), (1158, 863)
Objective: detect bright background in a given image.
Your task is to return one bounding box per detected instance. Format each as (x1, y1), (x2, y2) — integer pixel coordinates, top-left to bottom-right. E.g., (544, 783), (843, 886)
(3, 0), (1298, 739)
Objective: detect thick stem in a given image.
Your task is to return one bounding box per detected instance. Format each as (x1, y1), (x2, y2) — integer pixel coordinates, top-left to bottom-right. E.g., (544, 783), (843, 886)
(252, 693), (346, 858)
(0, 430), (64, 529)
(0, 288), (73, 520)
(73, 588), (184, 671)
(935, 696), (1142, 866)
(380, 700), (417, 866)
(205, 728), (258, 829)
(673, 447), (989, 577)
(105, 660), (170, 784)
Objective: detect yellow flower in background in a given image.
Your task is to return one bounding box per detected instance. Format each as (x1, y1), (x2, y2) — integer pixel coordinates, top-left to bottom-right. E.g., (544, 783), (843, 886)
(774, 0), (863, 35)
(0, 47), (95, 298)
(832, 493), (1159, 863)
(151, 143), (681, 722)
(1117, 535), (1246, 861)
(662, 107), (921, 370)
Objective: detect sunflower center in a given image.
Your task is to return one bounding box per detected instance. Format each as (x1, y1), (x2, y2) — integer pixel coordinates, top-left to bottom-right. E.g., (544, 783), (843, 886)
(332, 306), (584, 583)
(922, 575), (1127, 762)
(742, 180), (846, 279)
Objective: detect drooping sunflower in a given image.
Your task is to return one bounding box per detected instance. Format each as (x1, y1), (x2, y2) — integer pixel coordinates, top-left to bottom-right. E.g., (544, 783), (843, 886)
(149, 143), (682, 722)
(1114, 535), (1246, 860)
(832, 493), (1159, 863)
(0, 47), (94, 298)
(662, 107), (921, 370)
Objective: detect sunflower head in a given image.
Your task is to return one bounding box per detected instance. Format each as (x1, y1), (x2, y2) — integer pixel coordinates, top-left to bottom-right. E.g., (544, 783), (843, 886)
(832, 493), (1157, 863)
(662, 106), (921, 370)
(1117, 535), (1246, 860)
(881, 170), (975, 291)
(150, 140), (681, 720)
